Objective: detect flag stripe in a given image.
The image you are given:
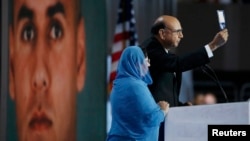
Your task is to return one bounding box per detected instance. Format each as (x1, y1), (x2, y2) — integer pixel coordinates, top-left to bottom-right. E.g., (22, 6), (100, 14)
(111, 51), (123, 62)
(111, 41), (128, 54)
(110, 72), (117, 83)
(111, 61), (119, 72)
(114, 22), (130, 34)
(113, 31), (130, 43)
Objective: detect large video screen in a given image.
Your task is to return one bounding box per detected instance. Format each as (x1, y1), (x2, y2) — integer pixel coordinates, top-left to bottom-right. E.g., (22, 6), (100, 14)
(6, 0), (107, 141)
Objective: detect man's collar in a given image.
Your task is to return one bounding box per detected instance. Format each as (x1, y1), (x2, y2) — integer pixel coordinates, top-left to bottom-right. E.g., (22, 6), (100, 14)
(164, 48), (169, 53)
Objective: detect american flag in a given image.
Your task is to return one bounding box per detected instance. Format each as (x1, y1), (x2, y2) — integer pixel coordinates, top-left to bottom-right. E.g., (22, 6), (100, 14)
(108, 0), (138, 93)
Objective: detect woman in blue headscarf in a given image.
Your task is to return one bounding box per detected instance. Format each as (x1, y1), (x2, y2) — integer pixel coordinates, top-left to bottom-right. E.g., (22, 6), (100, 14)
(107, 46), (169, 141)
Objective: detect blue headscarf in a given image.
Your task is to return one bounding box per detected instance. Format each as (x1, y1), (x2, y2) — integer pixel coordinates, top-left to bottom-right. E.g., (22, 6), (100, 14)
(115, 46), (152, 84)
(107, 46), (164, 141)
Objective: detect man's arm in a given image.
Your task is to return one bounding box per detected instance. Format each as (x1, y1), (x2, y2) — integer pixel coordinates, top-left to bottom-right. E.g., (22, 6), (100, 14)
(203, 28), (229, 59)
(208, 28), (229, 51)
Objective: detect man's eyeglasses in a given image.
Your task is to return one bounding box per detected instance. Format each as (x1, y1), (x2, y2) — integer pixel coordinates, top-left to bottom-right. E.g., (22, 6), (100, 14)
(164, 27), (183, 35)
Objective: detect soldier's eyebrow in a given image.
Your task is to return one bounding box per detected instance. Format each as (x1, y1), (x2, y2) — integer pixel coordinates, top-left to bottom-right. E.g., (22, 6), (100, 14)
(47, 2), (65, 18)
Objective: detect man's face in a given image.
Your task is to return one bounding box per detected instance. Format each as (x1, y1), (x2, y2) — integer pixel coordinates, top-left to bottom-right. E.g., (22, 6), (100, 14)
(9, 0), (85, 141)
(204, 93), (217, 104)
(163, 19), (183, 48)
(194, 94), (205, 105)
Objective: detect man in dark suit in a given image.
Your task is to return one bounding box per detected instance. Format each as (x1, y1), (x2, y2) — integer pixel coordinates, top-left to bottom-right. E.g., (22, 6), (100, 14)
(140, 15), (229, 141)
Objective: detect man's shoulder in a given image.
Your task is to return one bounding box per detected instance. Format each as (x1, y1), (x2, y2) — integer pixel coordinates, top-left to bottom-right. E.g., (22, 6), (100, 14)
(140, 37), (158, 48)
(142, 38), (163, 55)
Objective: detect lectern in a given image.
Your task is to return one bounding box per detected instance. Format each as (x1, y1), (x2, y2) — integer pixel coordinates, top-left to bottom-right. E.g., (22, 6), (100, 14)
(164, 101), (250, 141)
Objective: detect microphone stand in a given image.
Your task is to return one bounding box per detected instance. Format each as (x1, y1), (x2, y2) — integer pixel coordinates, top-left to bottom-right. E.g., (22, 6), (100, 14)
(200, 64), (229, 103)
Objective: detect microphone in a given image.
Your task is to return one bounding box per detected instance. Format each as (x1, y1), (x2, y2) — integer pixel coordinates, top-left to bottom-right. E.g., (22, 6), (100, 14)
(200, 64), (229, 103)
